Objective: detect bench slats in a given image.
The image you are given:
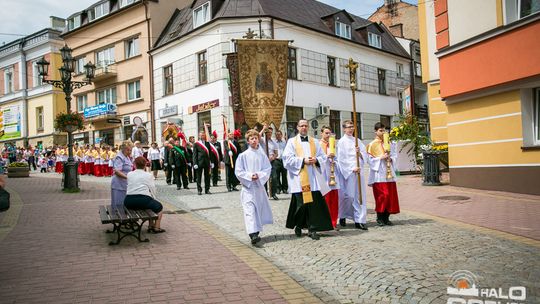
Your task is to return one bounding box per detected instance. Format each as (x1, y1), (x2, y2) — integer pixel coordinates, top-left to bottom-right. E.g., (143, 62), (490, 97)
(99, 205), (158, 224)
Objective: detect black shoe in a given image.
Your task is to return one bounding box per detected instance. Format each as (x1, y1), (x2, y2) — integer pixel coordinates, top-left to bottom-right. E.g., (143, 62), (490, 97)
(355, 223), (368, 230)
(213, 183), (218, 187)
(228, 188), (232, 192)
(385, 220), (394, 226)
(276, 190), (281, 194)
(177, 187), (182, 190)
(205, 191), (212, 194)
(308, 232), (320, 240)
(339, 218), (346, 227)
(250, 236), (261, 245)
(184, 187), (190, 190)
(294, 227), (302, 237)
(232, 186), (239, 191)
(272, 195), (279, 200)
(167, 182), (172, 185)
(377, 219), (386, 226)
(198, 191), (202, 195)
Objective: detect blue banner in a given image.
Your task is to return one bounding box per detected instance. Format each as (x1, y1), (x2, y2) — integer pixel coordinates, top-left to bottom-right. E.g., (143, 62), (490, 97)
(83, 103), (117, 118)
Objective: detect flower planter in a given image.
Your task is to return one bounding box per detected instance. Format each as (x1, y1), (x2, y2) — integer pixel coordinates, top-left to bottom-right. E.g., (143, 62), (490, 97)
(7, 166), (30, 178)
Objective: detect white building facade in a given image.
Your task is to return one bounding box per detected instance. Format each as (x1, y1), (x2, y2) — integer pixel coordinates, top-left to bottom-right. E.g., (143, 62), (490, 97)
(151, 0), (411, 140)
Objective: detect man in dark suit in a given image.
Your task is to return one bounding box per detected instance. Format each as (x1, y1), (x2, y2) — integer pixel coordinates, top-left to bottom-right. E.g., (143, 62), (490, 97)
(210, 131), (222, 187)
(223, 131), (241, 192)
(169, 139), (189, 190)
(193, 131), (212, 195)
(163, 139), (174, 185)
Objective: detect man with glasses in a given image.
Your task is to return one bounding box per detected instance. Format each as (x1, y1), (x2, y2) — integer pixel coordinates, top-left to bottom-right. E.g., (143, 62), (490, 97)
(336, 120), (368, 230)
(283, 119), (333, 240)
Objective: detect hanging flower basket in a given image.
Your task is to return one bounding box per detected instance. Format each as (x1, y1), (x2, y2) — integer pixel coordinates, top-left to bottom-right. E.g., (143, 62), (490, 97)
(55, 111), (85, 132)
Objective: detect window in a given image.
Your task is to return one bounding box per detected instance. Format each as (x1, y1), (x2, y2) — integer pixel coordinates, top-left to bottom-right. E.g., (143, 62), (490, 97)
(163, 65), (173, 96)
(198, 51), (207, 85)
(197, 111), (211, 134)
(96, 47), (115, 67)
(67, 15), (81, 30)
(378, 68), (386, 95)
(36, 107), (44, 131)
(97, 87), (117, 104)
(4, 67), (14, 94)
(380, 115), (391, 131)
(77, 95), (87, 112)
(75, 57), (86, 75)
(535, 88), (540, 144)
(88, 2), (110, 21)
(368, 32), (382, 48)
(330, 110), (341, 138)
(125, 37), (139, 59)
(120, 0), (137, 7)
(397, 89), (404, 115)
(32, 61), (43, 87)
(127, 80), (141, 101)
(414, 62), (422, 77)
(124, 125), (134, 140)
(504, 0), (540, 24)
(286, 106), (303, 138)
(193, 2), (210, 28)
(287, 48), (297, 79)
(396, 63), (404, 78)
(353, 112), (362, 139)
(327, 57), (336, 86)
(335, 21), (351, 39)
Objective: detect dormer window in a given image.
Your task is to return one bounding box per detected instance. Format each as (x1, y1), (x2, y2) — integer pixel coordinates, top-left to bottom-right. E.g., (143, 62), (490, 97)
(335, 21), (351, 39)
(368, 32), (382, 49)
(67, 15), (81, 30)
(88, 2), (110, 21)
(193, 2), (211, 28)
(120, 0), (137, 8)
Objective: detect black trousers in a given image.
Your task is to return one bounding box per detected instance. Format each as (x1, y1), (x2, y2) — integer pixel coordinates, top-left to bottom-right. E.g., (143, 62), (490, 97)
(165, 165), (172, 184)
(225, 164), (239, 190)
(272, 159), (288, 192)
(211, 163), (219, 186)
(187, 162), (193, 182)
(195, 165), (211, 193)
(286, 191), (333, 232)
(173, 165), (189, 189)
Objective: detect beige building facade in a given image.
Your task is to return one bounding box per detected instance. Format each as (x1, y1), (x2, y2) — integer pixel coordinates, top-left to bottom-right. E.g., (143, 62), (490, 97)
(64, 0), (190, 147)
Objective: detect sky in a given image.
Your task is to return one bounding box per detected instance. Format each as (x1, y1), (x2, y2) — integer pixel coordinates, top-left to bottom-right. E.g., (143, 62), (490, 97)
(0, 0), (418, 45)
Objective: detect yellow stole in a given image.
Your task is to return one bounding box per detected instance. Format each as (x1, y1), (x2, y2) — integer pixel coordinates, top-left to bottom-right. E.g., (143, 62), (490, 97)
(367, 137), (385, 158)
(319, 139), (328, 155)
(294, 135), (316, 204)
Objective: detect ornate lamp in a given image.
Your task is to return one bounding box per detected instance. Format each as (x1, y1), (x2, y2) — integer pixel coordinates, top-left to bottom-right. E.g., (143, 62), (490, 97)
(59, 44), (73, 61)
(36, 56), (50, 78)
(84, 61), (96, 81)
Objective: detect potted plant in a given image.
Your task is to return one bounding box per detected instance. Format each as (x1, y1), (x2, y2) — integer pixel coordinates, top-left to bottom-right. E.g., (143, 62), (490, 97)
(7, 162), (30, 178)
(54, 111), (84, 132)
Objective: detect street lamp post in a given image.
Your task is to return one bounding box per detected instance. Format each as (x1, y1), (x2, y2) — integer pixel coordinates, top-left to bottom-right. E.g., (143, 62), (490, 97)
(37, 45), (96, 191)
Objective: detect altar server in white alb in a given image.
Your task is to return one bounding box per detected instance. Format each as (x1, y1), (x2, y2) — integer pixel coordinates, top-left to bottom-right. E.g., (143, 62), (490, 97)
(366, 122), (400, 226)
(235, 129), (274, 246)
(336, 120), (368, 230)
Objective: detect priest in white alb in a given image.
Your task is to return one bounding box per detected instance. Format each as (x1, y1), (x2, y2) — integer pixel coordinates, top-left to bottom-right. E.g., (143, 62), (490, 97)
(336, 120), (368, 230)
(235, 129), (274, 246)
(366, 122), (400, 226)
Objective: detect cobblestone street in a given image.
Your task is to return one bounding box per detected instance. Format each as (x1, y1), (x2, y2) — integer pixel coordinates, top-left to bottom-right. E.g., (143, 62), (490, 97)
(21, 171), (537, 304)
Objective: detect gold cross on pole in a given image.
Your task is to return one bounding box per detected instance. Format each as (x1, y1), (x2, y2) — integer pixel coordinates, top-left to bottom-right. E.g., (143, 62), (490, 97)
(346, 58), (358, 91)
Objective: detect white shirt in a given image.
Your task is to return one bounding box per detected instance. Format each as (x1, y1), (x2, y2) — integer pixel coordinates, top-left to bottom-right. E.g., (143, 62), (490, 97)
(148, 147), (161, 161)
(131, 146), (144, 159)
(260, 137), (279, 158)
(126, 169), (157, 198)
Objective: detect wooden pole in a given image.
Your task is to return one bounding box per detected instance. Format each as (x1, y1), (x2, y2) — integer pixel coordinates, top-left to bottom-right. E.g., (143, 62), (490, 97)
(346, 58), (362, 205)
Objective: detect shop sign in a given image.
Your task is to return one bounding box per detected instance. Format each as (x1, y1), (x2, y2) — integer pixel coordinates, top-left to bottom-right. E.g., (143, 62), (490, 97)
(84, 103), (117, 118)
(160, 105), (178, 118)
(188, 99), (219, 114)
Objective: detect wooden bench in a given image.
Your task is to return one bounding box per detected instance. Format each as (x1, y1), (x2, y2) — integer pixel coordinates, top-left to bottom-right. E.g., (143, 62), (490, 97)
(99, 205), (158, 245)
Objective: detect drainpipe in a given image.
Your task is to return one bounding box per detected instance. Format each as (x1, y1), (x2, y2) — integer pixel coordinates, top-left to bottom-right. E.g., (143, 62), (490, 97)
(144, 0), (156, 143)
(270, 17), (274, 39)
(19, 39), (29, 147)
(409, 40), (416, 117)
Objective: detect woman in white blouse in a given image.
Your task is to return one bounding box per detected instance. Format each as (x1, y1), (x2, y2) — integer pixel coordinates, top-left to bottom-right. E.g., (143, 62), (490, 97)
(148, 142), (162, 180)
(124, 156), (165, 233)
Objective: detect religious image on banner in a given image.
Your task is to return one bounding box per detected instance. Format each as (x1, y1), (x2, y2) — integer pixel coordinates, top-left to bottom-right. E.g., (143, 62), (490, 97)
(236, 40), (289, 127)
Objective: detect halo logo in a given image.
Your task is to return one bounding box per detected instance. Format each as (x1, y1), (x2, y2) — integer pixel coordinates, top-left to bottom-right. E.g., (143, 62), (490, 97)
(446, 270), (527, 304)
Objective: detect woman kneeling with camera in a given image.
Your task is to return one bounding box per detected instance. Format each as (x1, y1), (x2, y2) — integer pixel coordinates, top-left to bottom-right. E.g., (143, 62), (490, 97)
(124, 156), (165, 233)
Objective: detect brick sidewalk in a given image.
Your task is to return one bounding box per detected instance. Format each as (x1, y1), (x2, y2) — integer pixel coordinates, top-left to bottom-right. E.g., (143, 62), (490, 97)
(0, 176), (319, 304)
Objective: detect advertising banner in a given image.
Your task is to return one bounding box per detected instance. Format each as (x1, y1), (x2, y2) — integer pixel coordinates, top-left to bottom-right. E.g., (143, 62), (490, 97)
(0, 104), (22, 140)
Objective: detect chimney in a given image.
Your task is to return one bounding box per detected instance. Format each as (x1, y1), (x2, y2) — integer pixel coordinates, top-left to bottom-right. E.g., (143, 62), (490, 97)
(385, 0), (401, 6)
(50, 16), (66, 31)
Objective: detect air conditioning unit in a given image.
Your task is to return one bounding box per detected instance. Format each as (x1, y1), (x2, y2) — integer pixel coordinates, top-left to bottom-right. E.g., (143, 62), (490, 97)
(317, 104), (330, 116)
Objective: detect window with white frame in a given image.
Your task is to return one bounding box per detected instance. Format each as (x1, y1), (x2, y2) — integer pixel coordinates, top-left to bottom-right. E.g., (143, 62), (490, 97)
(125, 37), (139, 59)
(77, 95), (87, 112)
(36, 107), (44, 131)
(327, 57), (336, 86)
(97, 87), (117, 104)
(396, 63), (404, 78)
(4, 67), (14, 94)
(127, 80), (141, 101)
(75, 57), (86, 75)
(504, 0), (540, 24)
(335, 21), (351, 39)
(67, 15), (81, 31)
(198, 51), (208, 85)
(88, 2), (110, 21)
(378, 68), (386, 95)
(32, 61), (43, 87)
(535, 88), (540, 144)
(163, 65), (173, 95)
(96, 47), (115, 67)
(193, 2), (210, 28)
(368, 32), (382, 49)
(120, 0), (137, 8)
(288, 48), (297, 79)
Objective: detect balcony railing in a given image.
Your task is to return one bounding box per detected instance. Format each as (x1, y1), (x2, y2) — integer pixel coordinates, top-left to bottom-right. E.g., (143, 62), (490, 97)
(93, 61), (117, 81)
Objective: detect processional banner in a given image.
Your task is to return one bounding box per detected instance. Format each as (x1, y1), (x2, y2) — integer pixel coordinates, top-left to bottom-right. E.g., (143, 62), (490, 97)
(236, 39), (289, 127)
